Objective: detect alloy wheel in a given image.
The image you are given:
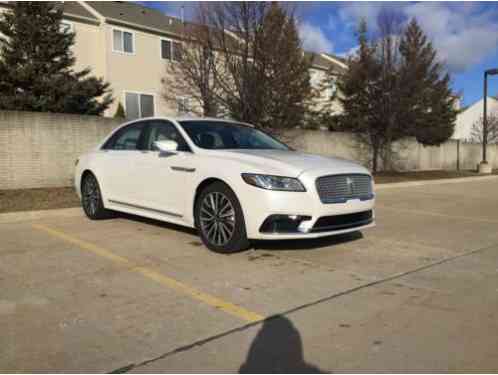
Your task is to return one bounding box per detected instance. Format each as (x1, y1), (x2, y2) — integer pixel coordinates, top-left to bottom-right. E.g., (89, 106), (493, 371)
(82, 175), (100, 216)
(199, 192), (236, 246)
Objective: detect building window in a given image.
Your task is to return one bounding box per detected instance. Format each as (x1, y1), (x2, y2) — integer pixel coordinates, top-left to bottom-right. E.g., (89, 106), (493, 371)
(161, 38), (182, 61)
(113, 29), (134, 54)
(125, 92), (154, 119)
(330, 77), (337, 98)
(177, 97), (189, 115)
(60, 21), (73, 33)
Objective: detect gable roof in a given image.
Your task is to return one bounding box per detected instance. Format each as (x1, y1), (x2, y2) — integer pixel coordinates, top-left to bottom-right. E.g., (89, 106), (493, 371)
(63, 2), (98, 22)
(304, 51), (347, 73)
(86, 1), (186, 38)
(83, 1), (348, 71)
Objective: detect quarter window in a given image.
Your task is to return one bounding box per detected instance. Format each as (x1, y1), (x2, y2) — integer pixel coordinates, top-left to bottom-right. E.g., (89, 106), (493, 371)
(113, 29), (134, 54)
(125, 92), (154, 119)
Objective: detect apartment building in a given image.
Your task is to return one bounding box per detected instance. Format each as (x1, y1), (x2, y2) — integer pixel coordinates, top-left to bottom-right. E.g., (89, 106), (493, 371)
(0, 1), (347, 119)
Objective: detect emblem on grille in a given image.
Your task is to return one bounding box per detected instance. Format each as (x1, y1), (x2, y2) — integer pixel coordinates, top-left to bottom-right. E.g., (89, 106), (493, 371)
(346, 177), (355, 194)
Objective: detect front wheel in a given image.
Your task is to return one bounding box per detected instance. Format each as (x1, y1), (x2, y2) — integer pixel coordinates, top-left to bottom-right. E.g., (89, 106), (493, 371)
(81, 173), (111, 220)
(195, 182), (250, 253)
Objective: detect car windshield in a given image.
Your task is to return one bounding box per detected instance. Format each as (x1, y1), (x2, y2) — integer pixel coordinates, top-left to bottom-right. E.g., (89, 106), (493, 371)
(178, 121), (290, 151)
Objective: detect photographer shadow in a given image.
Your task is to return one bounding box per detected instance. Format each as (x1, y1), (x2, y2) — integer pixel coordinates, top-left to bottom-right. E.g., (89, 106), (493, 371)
(239, 315), (324, 373)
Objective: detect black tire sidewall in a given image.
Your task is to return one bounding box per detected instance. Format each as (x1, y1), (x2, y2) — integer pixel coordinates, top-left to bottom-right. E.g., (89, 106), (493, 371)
(195, 182), (249, 253)
(82, 173), (108, 220)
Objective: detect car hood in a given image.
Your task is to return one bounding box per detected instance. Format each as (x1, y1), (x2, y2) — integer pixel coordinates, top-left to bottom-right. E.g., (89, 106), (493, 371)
(208, 149), (370, 177)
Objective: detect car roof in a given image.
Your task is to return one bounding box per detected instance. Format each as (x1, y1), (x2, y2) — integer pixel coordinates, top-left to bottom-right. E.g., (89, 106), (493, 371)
(145, 116), (255, 128)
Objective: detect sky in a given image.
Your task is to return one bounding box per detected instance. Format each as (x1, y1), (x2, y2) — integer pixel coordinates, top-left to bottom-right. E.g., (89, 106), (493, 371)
(140, 1), (498, 107)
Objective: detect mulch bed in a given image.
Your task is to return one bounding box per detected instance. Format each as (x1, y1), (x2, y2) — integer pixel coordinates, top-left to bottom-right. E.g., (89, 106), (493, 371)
(0, 187), (80, 213)
(1, 170), (496, 213)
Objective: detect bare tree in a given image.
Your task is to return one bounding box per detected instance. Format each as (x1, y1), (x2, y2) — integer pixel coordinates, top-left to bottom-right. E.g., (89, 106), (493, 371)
(470, 113), (498, 144)
(161, 6), (221, 117)
(338, 11), (406, 172)
(168, 2), (312, 130)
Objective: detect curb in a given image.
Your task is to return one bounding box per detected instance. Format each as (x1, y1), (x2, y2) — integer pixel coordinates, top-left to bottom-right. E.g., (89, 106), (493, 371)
(1, 175), (496, 223)
(375, 175), (498, 190)
(0, 207), (82, 224)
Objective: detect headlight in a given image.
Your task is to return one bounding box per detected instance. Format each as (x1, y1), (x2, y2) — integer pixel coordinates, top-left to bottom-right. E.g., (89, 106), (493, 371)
(241, 173), (306, 192)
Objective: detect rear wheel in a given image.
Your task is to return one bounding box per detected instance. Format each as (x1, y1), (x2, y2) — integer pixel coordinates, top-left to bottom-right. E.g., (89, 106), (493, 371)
(81, 173), (111, 220)
(195, 182), (250, 253)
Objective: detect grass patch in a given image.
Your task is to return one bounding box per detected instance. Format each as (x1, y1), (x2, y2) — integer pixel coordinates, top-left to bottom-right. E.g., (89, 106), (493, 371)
(0, 187), (80, 213)
(374, 169), (496, 184)
(0, 170), (496, 214)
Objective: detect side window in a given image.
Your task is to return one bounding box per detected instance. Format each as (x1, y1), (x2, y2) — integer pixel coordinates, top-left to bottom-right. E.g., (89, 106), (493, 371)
(103, 123), (145, 150)
(145, 121), (190, 152)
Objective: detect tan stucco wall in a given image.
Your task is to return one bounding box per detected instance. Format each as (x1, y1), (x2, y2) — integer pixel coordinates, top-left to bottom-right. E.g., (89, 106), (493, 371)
(102, 23), (178, 117)
(66, 19), (106, 79)
(309, 68), (343, 116)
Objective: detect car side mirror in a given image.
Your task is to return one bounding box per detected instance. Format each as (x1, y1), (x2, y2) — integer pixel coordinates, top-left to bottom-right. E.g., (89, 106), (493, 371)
(154, 140), (178, 153)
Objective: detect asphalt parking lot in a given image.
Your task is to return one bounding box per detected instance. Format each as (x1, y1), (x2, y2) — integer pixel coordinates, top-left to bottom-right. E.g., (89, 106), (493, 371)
(2, 178), (498, 372)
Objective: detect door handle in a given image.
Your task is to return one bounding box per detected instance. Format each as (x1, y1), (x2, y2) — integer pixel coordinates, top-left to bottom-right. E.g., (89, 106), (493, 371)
(171, 166), (196, 173)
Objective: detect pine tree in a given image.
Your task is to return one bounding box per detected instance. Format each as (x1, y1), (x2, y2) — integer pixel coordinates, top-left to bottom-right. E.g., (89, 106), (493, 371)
(399, 19), (457, 145)
(255, 3), (312, 130)
(114, 102), (126, 118)
(0, 2), (112, 115)
(338, 20), (389, 172)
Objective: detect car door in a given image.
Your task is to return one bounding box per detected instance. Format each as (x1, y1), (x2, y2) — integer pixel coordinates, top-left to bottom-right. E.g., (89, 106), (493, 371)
(100, 121), (147, 205)
(134, 120), (196, 219)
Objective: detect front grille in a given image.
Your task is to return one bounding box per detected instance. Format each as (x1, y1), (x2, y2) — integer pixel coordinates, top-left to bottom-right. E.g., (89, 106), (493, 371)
(312, 210), (373, 232)
(316, 174), (373, 204)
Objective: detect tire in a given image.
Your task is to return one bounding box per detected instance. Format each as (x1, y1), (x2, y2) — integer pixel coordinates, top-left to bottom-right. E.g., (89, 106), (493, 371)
(81, 173), (111, 220)
(195, 181), (250, 253)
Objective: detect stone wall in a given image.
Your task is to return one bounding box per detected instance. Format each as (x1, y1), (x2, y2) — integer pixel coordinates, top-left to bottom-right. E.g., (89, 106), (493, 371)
(0, 111), (496, 190)
(0, 111), (121, 189)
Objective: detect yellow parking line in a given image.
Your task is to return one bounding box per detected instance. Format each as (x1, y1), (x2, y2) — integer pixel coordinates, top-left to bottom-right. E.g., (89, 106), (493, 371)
(32, 223), (264, 323)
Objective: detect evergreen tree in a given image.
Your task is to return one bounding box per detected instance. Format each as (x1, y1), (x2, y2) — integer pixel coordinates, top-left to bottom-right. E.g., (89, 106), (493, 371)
(0, 2), (112, 115)
(399, 19), (457, 145)
(114, 102), (126, 118)
(255, 3), (312, 130)
(338, 20), (391, 172)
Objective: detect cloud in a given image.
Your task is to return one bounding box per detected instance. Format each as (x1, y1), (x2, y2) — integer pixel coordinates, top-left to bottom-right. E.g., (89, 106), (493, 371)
(403, 3), (498, 73)
(298, 22), (334, 53)
(335, 2), (498, 73)
(337, 45), (359, 58)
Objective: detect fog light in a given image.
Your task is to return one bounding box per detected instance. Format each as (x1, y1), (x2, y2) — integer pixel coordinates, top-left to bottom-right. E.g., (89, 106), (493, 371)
(259, 215), (312, 234)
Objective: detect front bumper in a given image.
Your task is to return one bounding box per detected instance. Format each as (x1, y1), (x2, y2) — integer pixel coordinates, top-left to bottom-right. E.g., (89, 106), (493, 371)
(239, 171), (376, 240)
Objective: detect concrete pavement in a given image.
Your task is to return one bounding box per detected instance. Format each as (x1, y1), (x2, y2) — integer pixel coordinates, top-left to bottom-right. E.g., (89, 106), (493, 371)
(1, 178), (498, 372)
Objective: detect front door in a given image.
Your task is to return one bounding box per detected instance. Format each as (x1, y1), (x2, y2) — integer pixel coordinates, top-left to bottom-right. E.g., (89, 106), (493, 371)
(134, 120), (195, 219)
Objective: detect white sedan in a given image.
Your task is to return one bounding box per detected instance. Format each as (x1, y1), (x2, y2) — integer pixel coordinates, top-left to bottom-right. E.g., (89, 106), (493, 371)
(75, 118), (375, 253)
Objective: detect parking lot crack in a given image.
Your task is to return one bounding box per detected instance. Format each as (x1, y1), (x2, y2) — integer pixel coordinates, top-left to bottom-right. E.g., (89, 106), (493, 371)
(110, 241), (498, 373)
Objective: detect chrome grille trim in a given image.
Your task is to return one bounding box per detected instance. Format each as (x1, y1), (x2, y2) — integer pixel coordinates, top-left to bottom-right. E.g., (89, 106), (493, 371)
(316, 174), (373, 204)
